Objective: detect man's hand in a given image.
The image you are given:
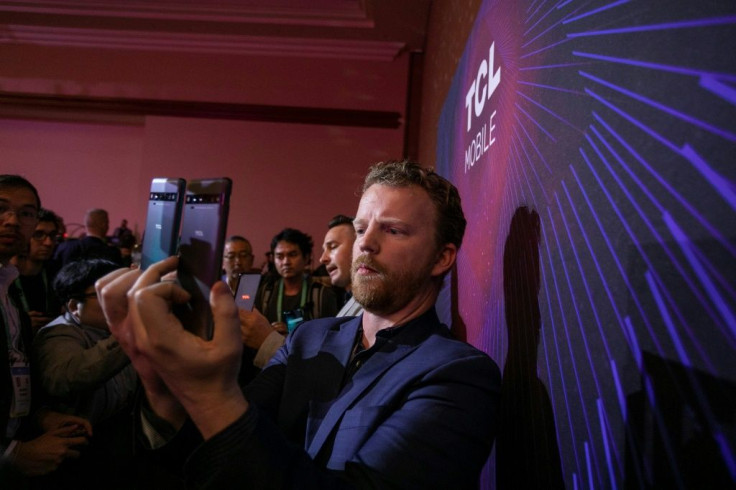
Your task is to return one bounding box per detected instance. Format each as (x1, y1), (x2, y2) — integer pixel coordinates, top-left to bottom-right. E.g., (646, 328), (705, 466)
(97, 256), (248, 440)
(36, 409), (92, 437)
(12, 425), (89, 476)
(238, 308), (277, 349)
(97, 263), (186, 427)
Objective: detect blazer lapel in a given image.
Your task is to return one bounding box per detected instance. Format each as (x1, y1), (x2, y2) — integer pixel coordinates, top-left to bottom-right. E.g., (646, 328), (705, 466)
(306, 311), (443, 459)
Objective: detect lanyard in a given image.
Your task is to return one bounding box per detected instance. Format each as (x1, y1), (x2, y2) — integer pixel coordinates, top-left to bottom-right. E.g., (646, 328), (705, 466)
(275, 277), (308, 323)
(13, 269), (49, 313)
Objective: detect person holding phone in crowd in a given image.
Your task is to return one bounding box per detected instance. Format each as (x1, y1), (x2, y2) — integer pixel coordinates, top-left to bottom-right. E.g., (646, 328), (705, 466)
(96, 161), (501, 489)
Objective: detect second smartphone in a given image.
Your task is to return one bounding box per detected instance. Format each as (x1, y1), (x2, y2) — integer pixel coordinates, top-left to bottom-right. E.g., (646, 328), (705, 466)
(175, 177), (232, 339)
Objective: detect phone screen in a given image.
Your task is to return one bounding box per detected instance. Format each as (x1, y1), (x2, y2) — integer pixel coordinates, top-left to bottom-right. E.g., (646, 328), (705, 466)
(141, 178), (185, 270)
(175, 178), (232, 339)
(234, 273), (261, 311)
(283, 308), (305, 333)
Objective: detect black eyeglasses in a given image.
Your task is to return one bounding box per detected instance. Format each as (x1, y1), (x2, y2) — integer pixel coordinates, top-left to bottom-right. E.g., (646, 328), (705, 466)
(31, 230), (61, 242)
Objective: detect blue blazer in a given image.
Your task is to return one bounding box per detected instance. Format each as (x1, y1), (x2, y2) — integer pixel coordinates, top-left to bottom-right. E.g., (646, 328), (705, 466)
(187, 308), (501, 489)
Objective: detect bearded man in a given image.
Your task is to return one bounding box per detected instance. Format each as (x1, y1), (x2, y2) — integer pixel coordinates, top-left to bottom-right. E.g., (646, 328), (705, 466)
(96, 160), (501, 489)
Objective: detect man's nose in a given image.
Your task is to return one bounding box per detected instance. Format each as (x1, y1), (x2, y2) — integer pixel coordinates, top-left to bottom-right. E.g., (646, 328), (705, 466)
(357, 226), (378, 254)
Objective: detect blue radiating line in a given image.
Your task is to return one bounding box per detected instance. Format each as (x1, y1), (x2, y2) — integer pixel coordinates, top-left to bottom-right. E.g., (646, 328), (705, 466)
(541, 320), (568, 478)
(527, 0), (546, 15)
(591, 113), (736, 259)
(555, 190), (623, 470)
(518, 79), (584, 96)
(546, 206), (603, 487)
(523, 0), (562, 37)
(526, 0), (551, 26)
(512, 128), (551, 203)
(555, 189), (614, 363)
(644, 271), (692, 368)
(580, 71), (736, 142)
(584, 138), (729, 483)
(567, 15), (736, 37)
(622, 317), (642, 372)
(646, 269), (736, 480)
(561, 180), (626, 336)
(585, 88), (679, 153)
(520, 36), (572, 60)
(513, 111), (554, 173)
(515, 102), (557, 142)
(681, 145), (736, 212)
(522, 16), (567, 50)
(570, 158), (665, 356)
(585, 441), (594, 490)
(610, 360), (626, 421)
(563, 0), (631, 25)
(557, 0), (574, 10)
(646, 260), (721, 373)
(715, 433), (736, 481)
(573, 51), (736, 82)
(664, 213), (736, 341)
(521, 61), (591, 71)
(585, 128), (735, 349)
(518, 90), (584, 132)
(540, 221), (584, 477)
(597, 398), (619, 490)
(623, 316), (686, 488)
(700, 76), (736, 105)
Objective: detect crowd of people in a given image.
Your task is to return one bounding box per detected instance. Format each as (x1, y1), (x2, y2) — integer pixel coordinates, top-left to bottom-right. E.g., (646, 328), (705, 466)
(1, 161), (501, 489)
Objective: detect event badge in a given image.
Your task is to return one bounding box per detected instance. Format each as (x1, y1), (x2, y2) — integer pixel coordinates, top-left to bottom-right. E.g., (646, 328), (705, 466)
(9, 361), (31, 418)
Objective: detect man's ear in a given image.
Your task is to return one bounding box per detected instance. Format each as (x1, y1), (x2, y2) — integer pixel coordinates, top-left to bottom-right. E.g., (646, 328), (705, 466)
(431, 243), (457, 277)
(67, 298), (81, 318)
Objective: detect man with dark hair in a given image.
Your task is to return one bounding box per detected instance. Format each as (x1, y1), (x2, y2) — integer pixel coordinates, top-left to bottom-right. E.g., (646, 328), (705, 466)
(32, 258), (137, 487)
(240, 215), (362, 368)
(11, 208), (63, 334)
(0, 175), (91, 482)
(320, 214), (363, 317)
(54, 208), (122, 267)
(96, 160), (501, 488)
(254, 227), (338, 332)
(221, 235), (256, 293)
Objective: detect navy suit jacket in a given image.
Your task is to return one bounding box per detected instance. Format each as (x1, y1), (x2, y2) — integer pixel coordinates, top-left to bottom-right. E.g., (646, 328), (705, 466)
(186, 307), (501, 489)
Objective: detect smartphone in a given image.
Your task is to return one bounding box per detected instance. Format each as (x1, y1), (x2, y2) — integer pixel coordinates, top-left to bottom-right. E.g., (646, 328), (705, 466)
(141, 178), (186, 270)
(234, 273), (261, 311)
(283, 308), (305, 333)
(175, 177), (232, 339)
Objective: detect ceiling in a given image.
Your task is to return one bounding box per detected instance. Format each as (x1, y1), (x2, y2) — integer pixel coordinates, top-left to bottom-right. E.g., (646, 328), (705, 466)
(0, 0), (432, 61)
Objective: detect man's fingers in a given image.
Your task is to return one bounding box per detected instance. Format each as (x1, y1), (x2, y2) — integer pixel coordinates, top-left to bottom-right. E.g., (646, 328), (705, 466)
(211, 281), (242, 347)
(97, 268), (141, 327)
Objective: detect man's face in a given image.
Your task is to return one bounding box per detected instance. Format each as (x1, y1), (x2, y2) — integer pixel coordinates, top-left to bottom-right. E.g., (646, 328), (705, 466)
(0, 187), (39, 264)
(320, 224), (355, 289)
(29, 221), (58, 262)
(351, 184), (442, 314)
(223, 240), (254, 280)
(75, 287), (108, 330)
(274, 241), (307, 280)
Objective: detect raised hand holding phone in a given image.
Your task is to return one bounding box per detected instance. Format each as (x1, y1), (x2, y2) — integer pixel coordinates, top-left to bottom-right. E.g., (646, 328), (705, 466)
(175, 178), (232, 339)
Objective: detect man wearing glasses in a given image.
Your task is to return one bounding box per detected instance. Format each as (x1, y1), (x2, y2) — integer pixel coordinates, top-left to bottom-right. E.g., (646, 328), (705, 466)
(12, 208), (63, 334)
(0, 175), (91, 483)
(221, 235), (257, 293)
